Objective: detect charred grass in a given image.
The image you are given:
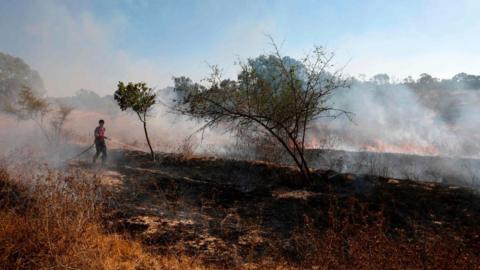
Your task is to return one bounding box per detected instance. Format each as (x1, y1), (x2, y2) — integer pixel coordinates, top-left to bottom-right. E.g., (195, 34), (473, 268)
(0, 151), (479, 269)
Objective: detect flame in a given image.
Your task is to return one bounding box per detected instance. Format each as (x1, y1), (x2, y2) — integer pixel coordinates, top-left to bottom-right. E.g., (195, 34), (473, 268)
(360, 139), (439, 156)
(305, 137), (321, 149)
(306, 137), (439, 156)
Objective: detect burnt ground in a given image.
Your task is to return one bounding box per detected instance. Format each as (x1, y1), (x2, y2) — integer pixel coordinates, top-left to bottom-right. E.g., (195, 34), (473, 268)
(69, 150), (480, 266)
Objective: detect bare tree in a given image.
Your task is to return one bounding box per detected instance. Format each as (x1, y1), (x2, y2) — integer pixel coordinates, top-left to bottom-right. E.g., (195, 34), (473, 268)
(50, 104), (74, 143)
(173, 41), (349, 183)
(7, 87), (51, 142)
(6, 87), (76, 146)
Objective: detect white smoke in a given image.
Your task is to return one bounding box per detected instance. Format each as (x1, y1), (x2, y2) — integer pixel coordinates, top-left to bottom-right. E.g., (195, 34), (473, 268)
(321, 82), (480, 158)
(308, 82), (480, 187)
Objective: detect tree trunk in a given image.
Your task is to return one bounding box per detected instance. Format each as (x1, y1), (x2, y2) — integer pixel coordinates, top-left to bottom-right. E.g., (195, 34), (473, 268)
(269, 132), (311, 184)
(288, 133), (314, 184)
(143, 120), (155, 160)
(299, 155), (313, 183)
(299, 152), (313, 183)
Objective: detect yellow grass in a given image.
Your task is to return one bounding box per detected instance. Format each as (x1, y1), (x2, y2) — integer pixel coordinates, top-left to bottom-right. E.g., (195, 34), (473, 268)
(0, 165), (208, 270)
(0, 162), (478, 269)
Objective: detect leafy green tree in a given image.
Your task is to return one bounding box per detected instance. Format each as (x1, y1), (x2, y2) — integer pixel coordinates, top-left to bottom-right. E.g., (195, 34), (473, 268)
(114, 82), (156, 160)
(173, 43), (348, 183)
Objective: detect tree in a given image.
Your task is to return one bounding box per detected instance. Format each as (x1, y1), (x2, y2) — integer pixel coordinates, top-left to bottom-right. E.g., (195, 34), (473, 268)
(0, 52), (45, 110)
(173, 43), (348, 183)
(452, 73), (480, 89)
(371, 73), (390, 85)
(49, 104), (74, 143)
(6, 87), (74, 145)
(7, 87), (51, 142)
(114, 82), (156, 160)
(11, 87), (50, 120)
(403, 76), (415, 84)
(417, 73), (436, 86)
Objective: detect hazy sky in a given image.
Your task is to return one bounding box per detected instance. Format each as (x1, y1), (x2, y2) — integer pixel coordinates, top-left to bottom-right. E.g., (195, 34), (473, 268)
(1, 0), (479, 96)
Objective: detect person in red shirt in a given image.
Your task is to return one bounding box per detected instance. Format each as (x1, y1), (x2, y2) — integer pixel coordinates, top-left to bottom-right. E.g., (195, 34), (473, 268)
(93, 119), (108, 164)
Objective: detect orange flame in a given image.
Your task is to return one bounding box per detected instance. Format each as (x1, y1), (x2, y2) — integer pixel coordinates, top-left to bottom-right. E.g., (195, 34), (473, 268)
(360, 139), (439, 156)
(306, 137), (439, 156)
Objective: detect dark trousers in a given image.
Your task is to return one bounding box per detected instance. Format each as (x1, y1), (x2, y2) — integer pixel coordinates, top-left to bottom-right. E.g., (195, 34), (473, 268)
(93, 141), (107, 164)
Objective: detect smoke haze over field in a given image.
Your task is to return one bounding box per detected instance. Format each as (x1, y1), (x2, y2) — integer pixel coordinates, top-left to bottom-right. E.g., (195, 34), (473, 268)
(2, 0), (480, 96)
(2, 1), (480, 187)
(2, 3), (480, 269)
(321, 83), (480, 158)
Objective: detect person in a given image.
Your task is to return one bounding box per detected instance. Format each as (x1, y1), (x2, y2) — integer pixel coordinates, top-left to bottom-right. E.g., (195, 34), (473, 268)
(93, 119), (108, 164)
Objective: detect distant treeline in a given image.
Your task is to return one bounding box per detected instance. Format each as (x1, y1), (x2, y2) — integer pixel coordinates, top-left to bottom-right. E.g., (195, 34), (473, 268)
(52, 89), (120, 115)
(355, 72), (480, 91)
(2, 50), (480, 118)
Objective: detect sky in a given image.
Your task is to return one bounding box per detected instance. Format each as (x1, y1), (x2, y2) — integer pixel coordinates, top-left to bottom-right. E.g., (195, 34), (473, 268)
(1, 0), (479, 96)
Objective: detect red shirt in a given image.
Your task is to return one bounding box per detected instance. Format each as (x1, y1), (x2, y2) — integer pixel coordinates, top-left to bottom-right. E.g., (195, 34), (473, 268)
(94, 126), (106, 142)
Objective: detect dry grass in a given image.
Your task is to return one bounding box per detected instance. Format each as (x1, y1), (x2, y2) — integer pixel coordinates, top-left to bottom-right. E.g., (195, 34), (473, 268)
(0, 165), (207, 270)
(0, 159), (479, 269)
(275, 210), (479, 269)
(176, 137), (198, 160)
(235, 196), (479, 269)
